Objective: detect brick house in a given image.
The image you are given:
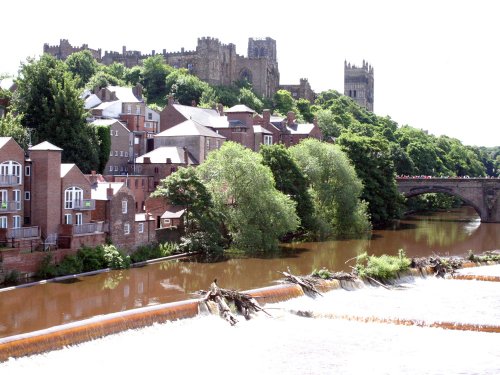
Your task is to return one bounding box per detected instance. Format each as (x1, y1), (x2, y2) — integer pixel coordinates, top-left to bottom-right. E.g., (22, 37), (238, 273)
(134, 147), (196, 190)
(145, 196), (185, 233)
(135, 212), (156, 247)
(109, 175), (155, 213)
(89, 118), (132, 175)
(154, 119), (225, 163)
(90, 181), (137, 251)
(0, 137), (37, 245)
(28, 141), (104, 250)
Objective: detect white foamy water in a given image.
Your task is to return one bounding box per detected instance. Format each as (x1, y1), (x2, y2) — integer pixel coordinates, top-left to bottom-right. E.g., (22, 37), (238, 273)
(1, 274), (499, 375)
(457, 264), (500, 276)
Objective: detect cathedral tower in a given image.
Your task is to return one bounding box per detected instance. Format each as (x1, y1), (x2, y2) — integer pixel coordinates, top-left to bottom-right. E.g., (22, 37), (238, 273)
(344, 60), (374, 112)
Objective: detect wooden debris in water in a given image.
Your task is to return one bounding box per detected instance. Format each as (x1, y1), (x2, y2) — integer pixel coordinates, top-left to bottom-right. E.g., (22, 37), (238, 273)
(278, 268), (323, 297)
(198, 279), (270, 325)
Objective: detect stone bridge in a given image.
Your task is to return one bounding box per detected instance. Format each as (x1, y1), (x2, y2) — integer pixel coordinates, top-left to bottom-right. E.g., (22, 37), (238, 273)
(396, 178), (500, 222)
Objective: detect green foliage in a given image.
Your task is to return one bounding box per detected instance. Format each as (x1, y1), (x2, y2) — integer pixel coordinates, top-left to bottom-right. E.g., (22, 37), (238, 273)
(36, 254), (57, 279)
(355, 249), (411, 281)
(337, 131), (404, 224)
(467, 250), (500, 263)
(3, 269), (21, 285)
(86, 70), (126, 92)
(296, 98), (314, 123)
(104, 62), (127, 81)
(14, 54), (100, 173)
(197, 142), (299, 252)
(273, 89), (297, 115)
(77, 245), (106, 271)
(94, 125), (111, 173)
(124, 66), (143, 86)
(166, 69), (210, 106)
(141, 55), (172, 105)
(311, 268), (334, 280)
(238, 87), (263, 112)
(103, 244), (131, 269)
(289, 139), (371, 239)
(65, 50), (99, 88)
(260, 144), (315, 233)
(130, 242), (178, 263)
(152, 167), (223, 254)
(0, 113), (29, 149)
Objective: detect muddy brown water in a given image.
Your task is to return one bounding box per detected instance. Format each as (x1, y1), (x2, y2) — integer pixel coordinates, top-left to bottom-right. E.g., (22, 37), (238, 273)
(1, 206), (498, 338)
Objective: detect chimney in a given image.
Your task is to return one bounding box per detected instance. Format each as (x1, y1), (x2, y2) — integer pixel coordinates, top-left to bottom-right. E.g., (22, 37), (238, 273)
(167, 95), (174, 106)
(88, 170), (97, 186)
(143, 157), (151, 164)
(263, 109), (271, 125)
(217, 103), (224, 116)
(133, 84), (143, 99)
(107, 184), (114, 200)
(287, 111), (295, 126)
(183, 146), (188, 164)
(166, 158), (172, 164)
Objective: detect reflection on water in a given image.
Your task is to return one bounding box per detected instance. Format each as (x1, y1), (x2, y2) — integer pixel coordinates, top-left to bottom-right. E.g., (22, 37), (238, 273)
(0, 206), (499, 338)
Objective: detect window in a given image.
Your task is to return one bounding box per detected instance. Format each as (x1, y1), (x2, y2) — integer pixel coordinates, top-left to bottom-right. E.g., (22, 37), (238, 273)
(120, 151), (123, 157)
(127, 105), (132, 114)
(13, 190), (21, 210)
(135, 179), (138, 188)
(124, 223), (130, 235)
(11, 215), (20, 229)
(148, 113), (153, 120)
(25, 166), (31, 176)
(114, 166), (118, 171)
(206, 139), (210, 150)
(134, 137), (139, 145)
(25, 191), (30, 200)
(110, 129), (113, 136)
(216, 140), (221, 149)
(125, 152), (128, 157)
(0, 161), (22, 184)
(109, 165), (113, 172)
(110, 150), (113, 156)
(65, 187), (83, 209)
(138, 222), (144, 233)
(136, 106), (141, 115)
(122, 200), (127, 214)
(64, 214), (72, 224)
(0, 216), (7, 228)
(163, 219), (171, 226)
(115, 151), (118, 156)
(75, 213), (83, 225)
(264, 135), (273, 145)
(115, 130), (118, 136)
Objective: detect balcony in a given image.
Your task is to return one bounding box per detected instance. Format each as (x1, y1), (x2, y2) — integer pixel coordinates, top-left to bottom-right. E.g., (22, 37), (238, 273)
(0, 201), (21, 212)
(72, 199), (96, 210)
(70, 222), (104, 235)
(0, 175), (20, 187)
(6, 226), (40, 239)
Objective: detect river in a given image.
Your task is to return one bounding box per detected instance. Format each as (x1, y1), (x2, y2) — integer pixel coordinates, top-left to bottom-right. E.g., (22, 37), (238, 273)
(0, 206), (499, 339)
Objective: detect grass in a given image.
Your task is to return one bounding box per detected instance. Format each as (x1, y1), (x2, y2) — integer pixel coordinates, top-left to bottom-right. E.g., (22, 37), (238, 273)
(355, 249), (411, 281)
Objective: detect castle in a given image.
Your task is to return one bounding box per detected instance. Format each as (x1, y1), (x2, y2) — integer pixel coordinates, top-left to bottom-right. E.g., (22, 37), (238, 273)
(344, 60), (374, 111)
(43, 37), (283, 99)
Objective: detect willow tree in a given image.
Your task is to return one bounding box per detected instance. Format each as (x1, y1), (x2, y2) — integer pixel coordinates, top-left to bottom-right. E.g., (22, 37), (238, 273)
(197, 142), (299, 252)
(289, 139), (370, 239)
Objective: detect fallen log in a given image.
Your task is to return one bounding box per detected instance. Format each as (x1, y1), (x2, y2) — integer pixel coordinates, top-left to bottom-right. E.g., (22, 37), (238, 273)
(278, 268), (323, 297)
(199, 279), (270, 324)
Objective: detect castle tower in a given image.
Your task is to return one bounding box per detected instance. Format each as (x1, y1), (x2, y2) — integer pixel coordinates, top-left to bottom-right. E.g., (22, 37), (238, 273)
(248, 37), (277, 61)
(344, 60), (374, 112)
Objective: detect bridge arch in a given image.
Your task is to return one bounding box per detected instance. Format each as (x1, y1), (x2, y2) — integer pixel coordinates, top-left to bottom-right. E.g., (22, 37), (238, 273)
(396, 178), (500, 223)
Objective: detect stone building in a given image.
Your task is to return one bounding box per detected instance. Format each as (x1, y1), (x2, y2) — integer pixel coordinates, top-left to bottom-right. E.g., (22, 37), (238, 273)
(279, 78), (316, 102)
(344, 60), (374, 111)
(44, 37), (282, 98)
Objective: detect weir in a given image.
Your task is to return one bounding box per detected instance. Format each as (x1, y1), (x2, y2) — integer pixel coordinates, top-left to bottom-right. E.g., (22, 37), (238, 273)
(1, 264), (498, 362)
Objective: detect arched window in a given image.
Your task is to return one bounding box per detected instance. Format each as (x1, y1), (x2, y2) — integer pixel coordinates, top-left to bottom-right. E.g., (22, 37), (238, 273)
(239, 68), (253, 84)
(260, 47), (266, 57)
(65, 187), (83, 209)
(0, 161), (22, 185)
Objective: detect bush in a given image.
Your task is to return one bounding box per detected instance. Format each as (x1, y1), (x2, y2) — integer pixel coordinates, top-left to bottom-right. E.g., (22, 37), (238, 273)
(103, 244), (131, 270)
(355, 249), (411, 281)
(4, 269), (21, 285)
(77, 245), (106, 271)
(36, 254), (57, 279)
(130, 242), (178, 263)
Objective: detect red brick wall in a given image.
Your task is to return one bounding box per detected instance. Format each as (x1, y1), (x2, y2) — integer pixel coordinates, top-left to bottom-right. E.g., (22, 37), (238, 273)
(61, 166), (93, 228)
(30, 149), (62, 237)
(159, 105), (187, 132)
(108, 188), (136, 250)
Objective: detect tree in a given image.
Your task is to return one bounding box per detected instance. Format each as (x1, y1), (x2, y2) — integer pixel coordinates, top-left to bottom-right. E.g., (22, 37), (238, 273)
(260, 144), (316, 233)
(124, 66), (143, 86)
(0, 113), (29, 149)
(65, 50), (99, 88)
(289, 139), (371, 239)
(86, 71), (125, 92)
(166, 69), (210, 106)
(104, 62), (127, 81)
(151, 167), (223, 254)
(238, 87), (263, 112)
(141, 55), (172, 105)
(296, 98), (314, 123)
(94, 126), (111, 174)
(337, 132), (404, 224)
(273, 89), (296, 115)
(196, 142), (299, 252)
(13, 54), (100, 172)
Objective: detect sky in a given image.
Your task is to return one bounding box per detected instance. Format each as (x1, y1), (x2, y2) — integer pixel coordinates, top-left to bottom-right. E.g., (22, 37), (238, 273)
(2, 0), (499, 147)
